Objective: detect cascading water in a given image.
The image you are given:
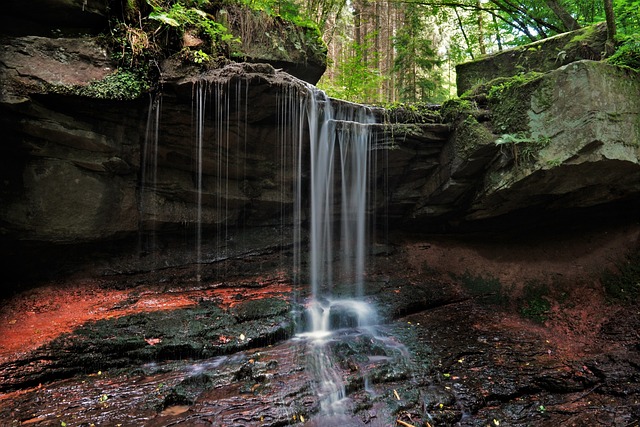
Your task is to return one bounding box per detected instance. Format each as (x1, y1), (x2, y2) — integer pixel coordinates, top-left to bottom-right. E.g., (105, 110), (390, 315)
(140, 66), (407, 423)
(139, 94), (161, 258)
(296, 86), (385, 423)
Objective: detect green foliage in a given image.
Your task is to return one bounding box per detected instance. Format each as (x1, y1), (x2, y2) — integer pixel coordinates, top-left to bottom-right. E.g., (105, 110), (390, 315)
(318, 38), (384, 103)
(457, 271), (506, 305)
(608, 33), (640, 70)
(83, 70), (150, 99)
(146, 0), (240, 49)
(239, 0), (318, 30)
(393, 3), (442, 103)
(518, 280), (551, 323)
(495, 132), (551, 166)
(615, 0), (640, 35)
(601, 249), (640, 302)
(46, 69), (150, 100)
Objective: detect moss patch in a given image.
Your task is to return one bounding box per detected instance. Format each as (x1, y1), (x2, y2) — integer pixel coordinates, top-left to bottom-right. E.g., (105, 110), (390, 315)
(487, 72), (544, 134)
(454, 114), (496, 157)
(440, 98), (473, 122)
(45, 69), (150, 100)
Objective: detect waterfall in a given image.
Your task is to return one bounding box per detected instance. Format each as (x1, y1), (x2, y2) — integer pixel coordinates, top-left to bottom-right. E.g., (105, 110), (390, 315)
(298, 87), (379, 422)
(139, 93), (161, 257)
(305, 89), (375, 302)
(141, 67), (389, 422)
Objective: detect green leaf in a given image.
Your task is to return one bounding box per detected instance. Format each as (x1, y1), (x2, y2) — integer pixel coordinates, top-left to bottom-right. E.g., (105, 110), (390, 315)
(192, 8), (207, 18)
(148, 12), (180, 27)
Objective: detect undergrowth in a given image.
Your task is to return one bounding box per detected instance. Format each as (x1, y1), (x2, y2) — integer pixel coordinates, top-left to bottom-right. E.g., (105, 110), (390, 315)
(601, 249), (640, 302)
(457, 271), (507, 306)
(608, 33), (640, 70)
(518, 280), (551, 323)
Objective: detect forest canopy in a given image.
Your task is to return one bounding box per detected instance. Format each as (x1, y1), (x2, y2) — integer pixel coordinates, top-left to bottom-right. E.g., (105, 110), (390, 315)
(308, 0), (639, 103)
(113, 0), (639, 104)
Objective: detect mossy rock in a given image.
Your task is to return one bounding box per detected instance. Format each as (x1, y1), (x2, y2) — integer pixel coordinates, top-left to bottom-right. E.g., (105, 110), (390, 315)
(456, 23), (608, 95)
(487, 72), (545, 134)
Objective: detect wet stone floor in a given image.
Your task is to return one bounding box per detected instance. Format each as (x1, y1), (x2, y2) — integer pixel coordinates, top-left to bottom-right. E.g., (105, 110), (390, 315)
(1, 242), (640, 426)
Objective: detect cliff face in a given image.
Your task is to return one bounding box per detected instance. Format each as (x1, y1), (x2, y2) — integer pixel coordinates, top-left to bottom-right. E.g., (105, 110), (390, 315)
(2, 15), (640, 283)
(393, 60), (640, 228)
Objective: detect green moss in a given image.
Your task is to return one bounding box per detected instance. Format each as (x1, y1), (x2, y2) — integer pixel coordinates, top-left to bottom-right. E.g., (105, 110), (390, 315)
(456, 270), (507, 306)
(440, 98), (473, 122)
(455, 114), (495, 157)
(607, 33), (640, 70)
(46, 69), (150, 100)
(518, 280), (551, 323)
(487, 72), (544, 133)
(565, 23), (599, 47)
(384, 102), (440, 124)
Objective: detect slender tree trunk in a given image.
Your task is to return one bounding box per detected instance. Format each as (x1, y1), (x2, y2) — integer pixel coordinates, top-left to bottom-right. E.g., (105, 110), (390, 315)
(604, 0), (616, 56)
(492, 14), (503, 51)
(476, 0), (486, 54)
(454, 7), (474, 59)
(543, 0), (580, 31)
(354, 0), (362, 46)
(375, 0), (382, 101)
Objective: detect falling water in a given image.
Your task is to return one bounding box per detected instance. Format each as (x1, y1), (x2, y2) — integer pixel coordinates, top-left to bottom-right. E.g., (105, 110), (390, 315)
(297, 86), (381, 422)
(141, 67), (401, 422)
(139, 93), (161, 257)
(306, 90), (375, 301)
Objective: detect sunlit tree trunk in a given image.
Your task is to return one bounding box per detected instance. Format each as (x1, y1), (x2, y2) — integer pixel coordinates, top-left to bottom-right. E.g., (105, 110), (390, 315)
(454, 7), (474, 59)
(476, 0), (486, 55)
(603, 0), (616, 56)
(492, 14), (503, 51)
(543, 0), (580, 31)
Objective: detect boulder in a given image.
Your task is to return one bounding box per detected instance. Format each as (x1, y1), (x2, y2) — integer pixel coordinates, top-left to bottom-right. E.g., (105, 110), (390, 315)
(456, 23), (608, 96)
(468, 60), (640, 220)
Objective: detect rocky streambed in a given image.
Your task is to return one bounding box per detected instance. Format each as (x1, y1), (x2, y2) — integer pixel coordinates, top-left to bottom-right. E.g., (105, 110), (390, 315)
(2, 225), (640, 426)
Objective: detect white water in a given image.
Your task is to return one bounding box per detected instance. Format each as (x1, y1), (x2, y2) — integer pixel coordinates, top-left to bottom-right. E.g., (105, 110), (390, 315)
(306, 91), (375, 301)
(297, 87), (381, 421)
(142, 72), (396, 422)
(139, 94), (161, 257)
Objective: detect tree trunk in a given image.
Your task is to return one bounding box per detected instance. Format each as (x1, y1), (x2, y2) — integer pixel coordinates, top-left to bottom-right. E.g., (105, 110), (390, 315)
(477, 0), (486, 54)
(543, 0), (580, 31)
(492, 14), (503, 51)
(603, 0), (616, 56)
(454, 7), (474, 59)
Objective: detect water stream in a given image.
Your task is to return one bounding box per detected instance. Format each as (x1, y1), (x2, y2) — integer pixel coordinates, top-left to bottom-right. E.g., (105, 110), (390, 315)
(140, 70), (407, 422)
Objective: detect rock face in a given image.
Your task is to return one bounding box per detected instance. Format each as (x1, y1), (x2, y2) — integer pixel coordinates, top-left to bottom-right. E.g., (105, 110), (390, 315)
(0, 38), (142, 243)
(455, 23), (608, 95)
(393, 60), (640, 228)
(470, 61), (640, 220)
(2, 18), (640, 284)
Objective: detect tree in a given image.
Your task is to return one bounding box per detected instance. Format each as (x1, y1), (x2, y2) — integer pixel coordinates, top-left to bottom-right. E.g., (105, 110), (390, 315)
(543, 0), (580, 30)
(393, 3), (441, 102)
(604, 0), (616, 55)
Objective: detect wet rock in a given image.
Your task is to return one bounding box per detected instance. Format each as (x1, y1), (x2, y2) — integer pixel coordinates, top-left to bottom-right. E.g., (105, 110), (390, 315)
(0, 298), (292, 391)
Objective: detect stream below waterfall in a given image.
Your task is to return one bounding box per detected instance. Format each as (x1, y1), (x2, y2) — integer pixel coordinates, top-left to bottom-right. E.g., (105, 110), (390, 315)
(2, 236), (640, 426)
(1, 67), (640, 426)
